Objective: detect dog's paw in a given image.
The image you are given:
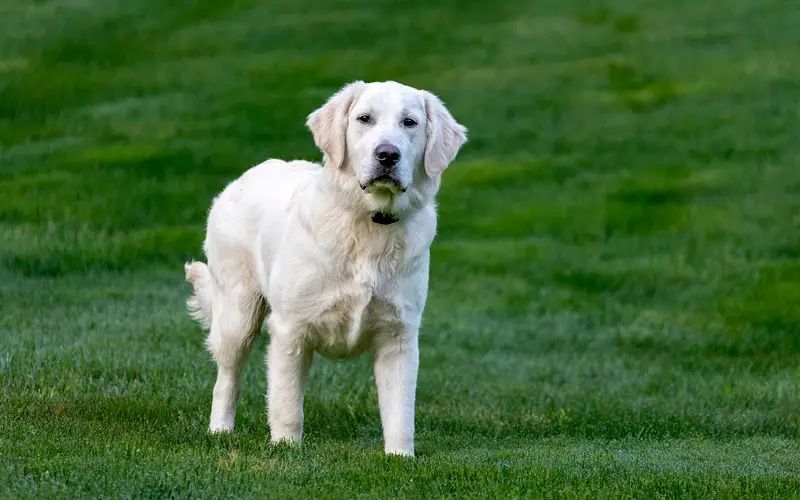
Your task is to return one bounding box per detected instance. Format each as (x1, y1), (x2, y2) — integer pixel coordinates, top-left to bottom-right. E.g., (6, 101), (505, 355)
(208, 423), (234, 434)
(385, 447), (414, 457)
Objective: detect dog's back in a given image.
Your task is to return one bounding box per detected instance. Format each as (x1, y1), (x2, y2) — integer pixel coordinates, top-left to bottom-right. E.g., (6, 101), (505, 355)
(185, 159), (320, 331)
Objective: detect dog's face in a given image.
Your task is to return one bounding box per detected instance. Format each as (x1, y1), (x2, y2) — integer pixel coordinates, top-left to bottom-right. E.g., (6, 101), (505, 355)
(307, 81), (467, 215)
(346, 82), (427, 196)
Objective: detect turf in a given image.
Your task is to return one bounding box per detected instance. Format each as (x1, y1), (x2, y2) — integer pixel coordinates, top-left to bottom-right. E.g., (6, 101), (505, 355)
(2, 0), (799, 497)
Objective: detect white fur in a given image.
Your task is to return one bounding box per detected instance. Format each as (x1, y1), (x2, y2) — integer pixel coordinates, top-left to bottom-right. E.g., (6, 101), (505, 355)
(184, 81), (467, 456)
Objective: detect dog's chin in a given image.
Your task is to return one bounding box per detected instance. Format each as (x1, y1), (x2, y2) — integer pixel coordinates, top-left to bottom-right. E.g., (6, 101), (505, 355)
(358, 182), (410, 214)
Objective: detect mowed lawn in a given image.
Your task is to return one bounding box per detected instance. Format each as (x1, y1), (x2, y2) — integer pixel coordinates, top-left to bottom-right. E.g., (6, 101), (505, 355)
(2, 0), (799, 497)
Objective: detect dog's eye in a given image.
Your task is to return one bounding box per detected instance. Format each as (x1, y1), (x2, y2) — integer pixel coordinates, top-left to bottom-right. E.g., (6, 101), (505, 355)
(357, 114), (372, 124)
(402, 118), (417, 128)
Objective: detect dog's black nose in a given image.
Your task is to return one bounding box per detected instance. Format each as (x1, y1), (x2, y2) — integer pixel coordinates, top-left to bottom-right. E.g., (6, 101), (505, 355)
(375, 143), (400, 168)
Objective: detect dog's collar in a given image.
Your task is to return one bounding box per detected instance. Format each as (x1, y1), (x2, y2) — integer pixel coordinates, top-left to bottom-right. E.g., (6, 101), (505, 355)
(371, 212), (399, 225)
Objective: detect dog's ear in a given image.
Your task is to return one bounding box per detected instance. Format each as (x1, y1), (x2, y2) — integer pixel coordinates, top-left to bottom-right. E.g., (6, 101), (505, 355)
(422, 90), (468, 178)
(306, 81), (366, 169)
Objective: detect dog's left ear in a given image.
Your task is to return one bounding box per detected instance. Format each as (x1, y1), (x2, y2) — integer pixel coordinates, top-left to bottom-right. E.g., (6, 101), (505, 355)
(306, 81), (366, 169)
(422, 90), (468, 178)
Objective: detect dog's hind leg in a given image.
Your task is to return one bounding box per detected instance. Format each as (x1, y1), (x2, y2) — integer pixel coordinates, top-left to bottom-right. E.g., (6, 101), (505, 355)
(205, 273), (267, 433)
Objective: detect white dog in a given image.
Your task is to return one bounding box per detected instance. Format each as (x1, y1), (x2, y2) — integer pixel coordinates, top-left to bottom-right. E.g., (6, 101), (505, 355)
(184, 80), (467, 456)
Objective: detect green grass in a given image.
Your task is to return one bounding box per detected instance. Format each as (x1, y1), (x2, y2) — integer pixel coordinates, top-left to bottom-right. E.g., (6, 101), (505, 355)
(2, 0), (800, 497)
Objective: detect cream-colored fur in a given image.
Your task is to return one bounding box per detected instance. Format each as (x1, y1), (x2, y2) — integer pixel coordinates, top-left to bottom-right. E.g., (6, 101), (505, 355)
(184, 80), (467, 456)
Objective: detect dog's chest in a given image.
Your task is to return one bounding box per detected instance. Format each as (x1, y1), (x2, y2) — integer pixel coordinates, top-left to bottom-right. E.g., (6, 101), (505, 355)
(303, 246), (406, 358)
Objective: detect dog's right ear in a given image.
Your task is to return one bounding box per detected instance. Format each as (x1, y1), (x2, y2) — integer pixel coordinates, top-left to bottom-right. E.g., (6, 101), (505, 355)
(306, 81), (366, 169)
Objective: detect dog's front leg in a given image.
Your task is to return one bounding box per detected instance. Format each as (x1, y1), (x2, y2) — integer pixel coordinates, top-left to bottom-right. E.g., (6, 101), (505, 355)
(266, 316), (313, 444)
(373, 332), (419, 456)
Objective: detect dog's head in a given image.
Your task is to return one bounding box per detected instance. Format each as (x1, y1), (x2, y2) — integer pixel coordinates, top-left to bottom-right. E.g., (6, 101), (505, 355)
(306, 80), (467, 216)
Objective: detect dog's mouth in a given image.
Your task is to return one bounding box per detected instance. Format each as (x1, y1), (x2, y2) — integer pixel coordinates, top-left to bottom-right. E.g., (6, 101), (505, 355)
(360, 175), (407, 194)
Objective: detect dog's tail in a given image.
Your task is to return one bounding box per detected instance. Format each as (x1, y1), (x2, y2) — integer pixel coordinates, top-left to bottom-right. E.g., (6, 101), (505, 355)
(185, 260), (214, 330)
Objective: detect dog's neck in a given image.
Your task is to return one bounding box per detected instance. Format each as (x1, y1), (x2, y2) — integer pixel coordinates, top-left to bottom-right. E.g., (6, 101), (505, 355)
(320, 164), (421, 227)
